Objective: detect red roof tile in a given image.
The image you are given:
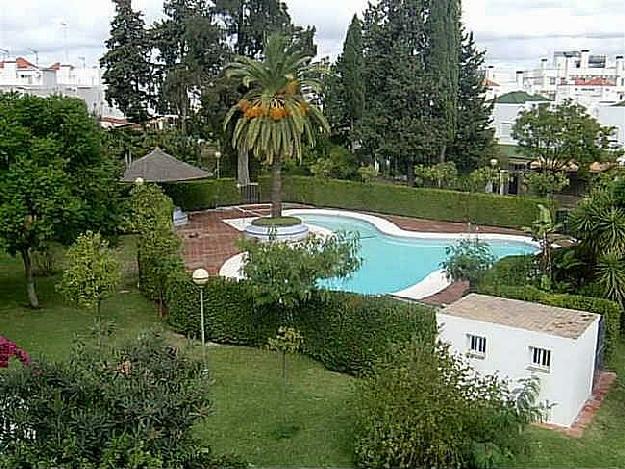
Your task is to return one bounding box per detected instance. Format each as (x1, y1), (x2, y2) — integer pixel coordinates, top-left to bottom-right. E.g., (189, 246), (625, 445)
(574, 77), (615, 86)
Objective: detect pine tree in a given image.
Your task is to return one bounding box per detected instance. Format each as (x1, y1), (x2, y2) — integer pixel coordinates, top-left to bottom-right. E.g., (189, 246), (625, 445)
(101, 0), (152, 123)
(426, 0), (461, 162)
(447, 31), (494, 171)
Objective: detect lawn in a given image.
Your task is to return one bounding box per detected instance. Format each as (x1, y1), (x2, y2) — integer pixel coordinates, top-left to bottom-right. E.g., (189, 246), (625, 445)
(1, 239), (625, 468)
(0, 240), (355, 467)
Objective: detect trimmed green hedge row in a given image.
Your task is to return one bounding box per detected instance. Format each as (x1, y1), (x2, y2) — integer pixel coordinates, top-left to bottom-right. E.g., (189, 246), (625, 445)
(163, 179), (242, 211)
(166, 176), (550, 228)
(479, 284), (621, 363)
(166, 274), (437, 375)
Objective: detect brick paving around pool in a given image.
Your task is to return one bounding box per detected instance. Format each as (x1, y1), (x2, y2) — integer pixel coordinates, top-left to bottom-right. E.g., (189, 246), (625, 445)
(176, 204), (522, 304)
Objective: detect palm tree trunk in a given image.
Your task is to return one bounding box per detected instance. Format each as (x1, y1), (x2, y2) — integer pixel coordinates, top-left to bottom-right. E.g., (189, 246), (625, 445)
(21, 248), (39, 309)
(237, 148), (251, 186)
(271, 157), (283, 218)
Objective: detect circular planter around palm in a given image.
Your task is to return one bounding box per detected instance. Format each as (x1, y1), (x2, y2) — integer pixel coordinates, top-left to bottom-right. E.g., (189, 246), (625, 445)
(244, 216), (309, 242)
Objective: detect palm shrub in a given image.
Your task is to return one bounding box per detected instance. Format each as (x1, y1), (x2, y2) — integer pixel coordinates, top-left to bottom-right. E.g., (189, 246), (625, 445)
(224, 34), (330, 218)
(0, 331), (242, 469)
(354, 340), (545, 469)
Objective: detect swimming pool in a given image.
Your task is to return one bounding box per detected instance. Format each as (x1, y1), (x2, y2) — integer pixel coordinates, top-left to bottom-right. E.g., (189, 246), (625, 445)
(287, 210), (538, 297)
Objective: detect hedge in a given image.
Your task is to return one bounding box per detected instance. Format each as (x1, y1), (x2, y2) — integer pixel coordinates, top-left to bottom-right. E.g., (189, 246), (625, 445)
(165, 176), (550, 228)
(478, 284), (621, 363)
(163, 179), (242, 211)
(166, 274), (437, 375)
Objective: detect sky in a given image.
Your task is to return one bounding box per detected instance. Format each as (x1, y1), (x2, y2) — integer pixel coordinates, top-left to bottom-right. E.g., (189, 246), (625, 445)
(0, 0), (624, 71)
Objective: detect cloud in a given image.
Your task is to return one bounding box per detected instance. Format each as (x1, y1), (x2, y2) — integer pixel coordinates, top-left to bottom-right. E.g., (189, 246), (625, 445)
(0, 0), (622, 69)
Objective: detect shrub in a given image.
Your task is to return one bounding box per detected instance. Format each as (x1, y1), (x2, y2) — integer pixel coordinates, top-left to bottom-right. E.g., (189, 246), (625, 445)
(164, 179), (243, 211)
(167, 176), (550, 228)
(479, 255), (539, 289)
(441, 238), (495, 287)
(354, 340), (544, 469)
(478, 284), (621, 363)
(166, 275), (437, 375)
(0, 331), (243, 469)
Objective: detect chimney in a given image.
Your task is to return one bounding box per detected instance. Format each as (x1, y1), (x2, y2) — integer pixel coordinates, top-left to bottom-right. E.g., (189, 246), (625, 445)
(541, 58), (548, 71)
(516, 70), (524, 88)
(486, 65), (495, 81)
(580, 49), (590, 69)
(616, 55), (624, 74)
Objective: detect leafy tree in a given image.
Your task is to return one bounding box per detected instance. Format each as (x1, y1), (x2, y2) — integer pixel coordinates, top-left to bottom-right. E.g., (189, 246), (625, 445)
(0, 331), (243, 468)
(101, 0), (153, 123)
(0, 94), (121, 308)
(426, 0), (461, 163)
(524, 171), (570, 198)
(357, 165), (378, 183)
(512, 101), (615, 173)
(267, 326), (303, 386)
(447, 31), (494, 171)
(57, 231), (121, 320)
(239, 231), (361, 314)
(354, 340), (544, 469)
(224, 34), (329, 217)
(441, 238), (495, 288)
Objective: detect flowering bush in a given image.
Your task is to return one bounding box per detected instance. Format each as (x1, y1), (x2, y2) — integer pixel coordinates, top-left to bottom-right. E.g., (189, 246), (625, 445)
(0, 337), (30, 368)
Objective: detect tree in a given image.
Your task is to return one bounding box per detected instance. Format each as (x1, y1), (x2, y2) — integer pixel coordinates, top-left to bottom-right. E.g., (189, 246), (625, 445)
(354, 340), (545, 469)
(414, 161), (458, 188)
(513, 101), (615, 174)
(359, 0), (443, 184)
(57, 231), (121, 321)
(447, 31), (494, 171)
(224, 34), (329, 218)
(0, 94), (121, 308)
(0, 332), (241, 468)
(441, 238), (495, 289)
(101, 0), (153, 123)
(239, 231), (361, 315)
(426, 0), (461, 163)
(524, 171), (570, 198)
(325, 15), (364, 148)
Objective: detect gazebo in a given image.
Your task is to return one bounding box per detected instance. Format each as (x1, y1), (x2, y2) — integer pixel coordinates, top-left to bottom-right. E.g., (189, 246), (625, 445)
(122, 147), (209, 183)
(122, 148), (210, 226)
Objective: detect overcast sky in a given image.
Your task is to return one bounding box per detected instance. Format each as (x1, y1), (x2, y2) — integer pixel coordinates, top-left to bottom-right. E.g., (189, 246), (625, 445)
(1, 0), (624, 71)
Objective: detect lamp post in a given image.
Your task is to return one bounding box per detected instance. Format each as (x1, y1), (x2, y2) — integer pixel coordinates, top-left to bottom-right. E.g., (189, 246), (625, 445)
(215, 151), (222, 179)
(192, 268), (209, 365)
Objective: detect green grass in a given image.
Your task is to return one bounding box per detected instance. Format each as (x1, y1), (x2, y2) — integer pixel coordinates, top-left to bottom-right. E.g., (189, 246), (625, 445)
(197, 346), (354, 467)
(1, 240), (624, 467)
(251, 216), (303, 227)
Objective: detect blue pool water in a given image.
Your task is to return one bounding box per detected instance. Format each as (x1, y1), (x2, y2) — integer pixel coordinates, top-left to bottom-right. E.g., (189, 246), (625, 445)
(296, 214), (537, 296)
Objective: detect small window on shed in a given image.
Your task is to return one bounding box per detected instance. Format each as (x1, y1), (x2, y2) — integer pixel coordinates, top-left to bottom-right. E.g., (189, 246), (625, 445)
(467, 334), (487, 357)
(530, 346), (551, 370)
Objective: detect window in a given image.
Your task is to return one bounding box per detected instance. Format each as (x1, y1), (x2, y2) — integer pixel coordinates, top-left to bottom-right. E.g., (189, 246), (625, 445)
(530, 346), (551, 370)
(468, 334), (487, 357)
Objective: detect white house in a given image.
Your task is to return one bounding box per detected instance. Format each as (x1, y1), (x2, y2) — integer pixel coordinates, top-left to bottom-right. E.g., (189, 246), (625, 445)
(595, 102), (625, 148)
(437, 294), (600, 427)
(492, 91), (553, 145)
(0, 56), (123, 119)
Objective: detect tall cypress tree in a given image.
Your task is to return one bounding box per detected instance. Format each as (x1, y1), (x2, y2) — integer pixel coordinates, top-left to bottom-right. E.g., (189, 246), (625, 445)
(426, 0), (461, 162)
(447, 31), (494, 171)
(101, 0), (152, 123)
(325, 15), (364, 148)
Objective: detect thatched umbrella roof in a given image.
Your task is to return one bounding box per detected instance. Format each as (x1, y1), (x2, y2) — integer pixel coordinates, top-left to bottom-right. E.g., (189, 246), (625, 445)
(122, 148), (209, 183)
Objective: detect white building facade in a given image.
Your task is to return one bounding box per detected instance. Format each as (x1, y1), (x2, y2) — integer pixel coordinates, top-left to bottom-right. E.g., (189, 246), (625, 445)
(437, 294), (600, 427)
(0, 57), (123, 119)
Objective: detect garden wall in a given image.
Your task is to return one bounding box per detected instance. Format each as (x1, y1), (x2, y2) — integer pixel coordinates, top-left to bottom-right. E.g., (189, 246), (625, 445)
(166, 274), (437, 375)
(167, 176), (550, 228)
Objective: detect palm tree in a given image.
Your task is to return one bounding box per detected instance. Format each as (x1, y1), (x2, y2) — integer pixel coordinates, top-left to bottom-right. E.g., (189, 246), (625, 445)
(224, 34), (329, 218)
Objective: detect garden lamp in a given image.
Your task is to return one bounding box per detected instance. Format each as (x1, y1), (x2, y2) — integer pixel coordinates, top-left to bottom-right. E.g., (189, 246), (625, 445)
(192, 268), (209, 365)
(215, 151), (222, 179)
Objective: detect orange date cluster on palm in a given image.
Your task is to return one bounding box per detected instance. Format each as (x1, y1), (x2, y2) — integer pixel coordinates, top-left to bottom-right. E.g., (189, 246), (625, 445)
(238, 99), (309, 121)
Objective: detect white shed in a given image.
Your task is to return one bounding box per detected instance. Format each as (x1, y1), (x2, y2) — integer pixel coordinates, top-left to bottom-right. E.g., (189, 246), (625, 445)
(437, 294), (600, 427)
